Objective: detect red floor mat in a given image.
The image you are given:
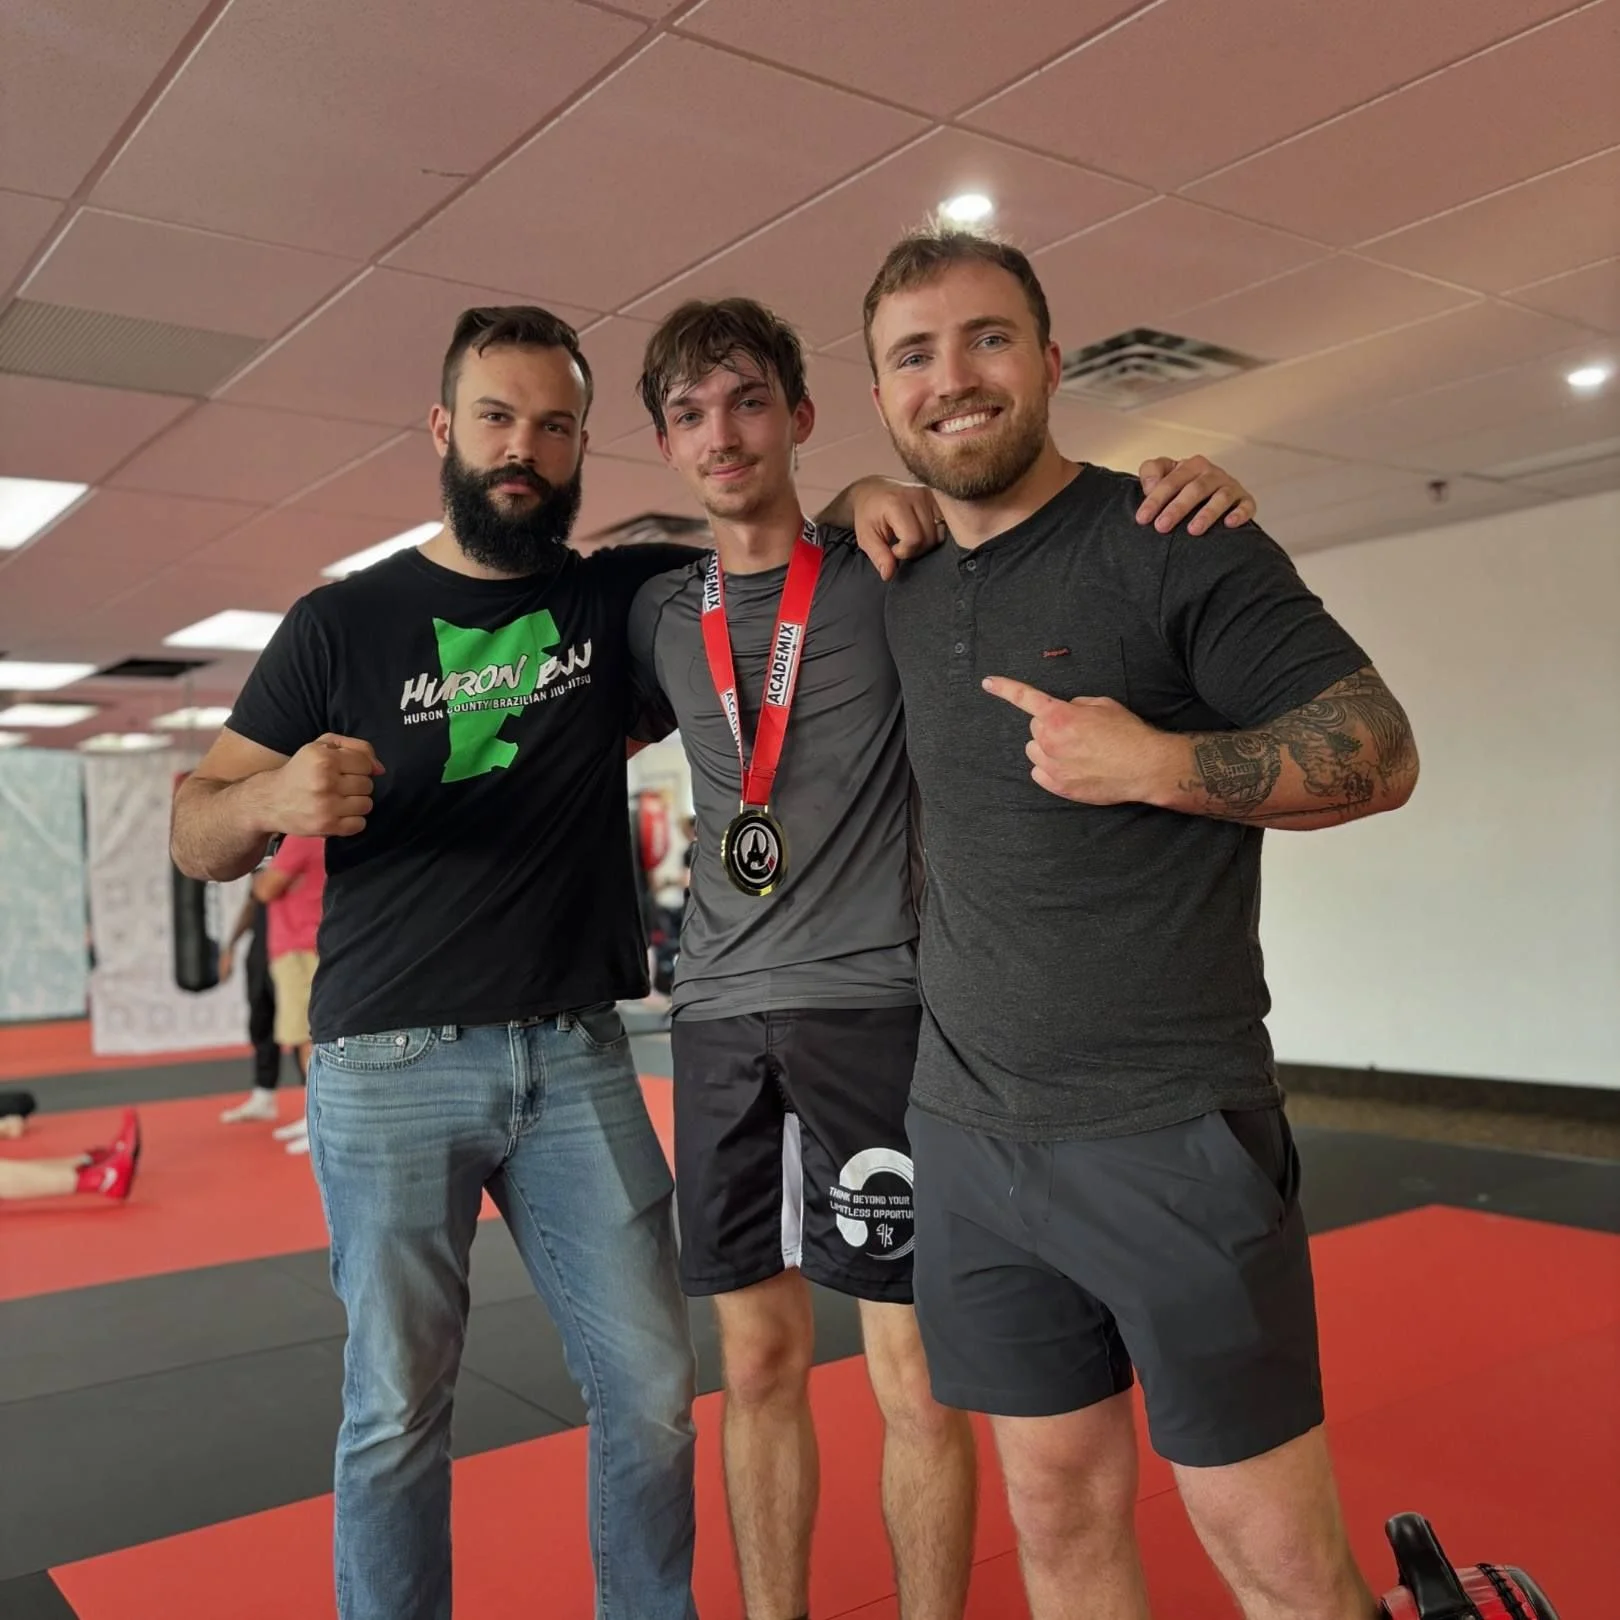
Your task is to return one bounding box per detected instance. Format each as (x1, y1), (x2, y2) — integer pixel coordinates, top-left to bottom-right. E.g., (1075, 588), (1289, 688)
(51, 1209), (1618, 1620)
(0, 1077), (676, 1302)
(0, 1019), (247, 1081)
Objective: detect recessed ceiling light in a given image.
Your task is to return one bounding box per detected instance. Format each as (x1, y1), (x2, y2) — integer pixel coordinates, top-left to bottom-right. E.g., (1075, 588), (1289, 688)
(79, 733), (172, 753)
(163, 610), (283, 652)
(941, 193), (994, 225)
(0, 660), (98, 691)
(1567, 364), (1613, 392)
(0, 731), (27, 749)
(323, 521), (443, 579)
(152, 706), (234, 730)
(0, 703), (99, 727)
(0, 477), (89, 550)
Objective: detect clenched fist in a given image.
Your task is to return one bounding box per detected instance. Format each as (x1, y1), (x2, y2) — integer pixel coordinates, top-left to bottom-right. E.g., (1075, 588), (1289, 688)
(267, 734), (384, 837)
(982, 678), (1178, 807)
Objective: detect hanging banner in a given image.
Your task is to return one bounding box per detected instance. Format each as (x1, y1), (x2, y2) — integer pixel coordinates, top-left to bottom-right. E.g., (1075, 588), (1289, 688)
(0, 750), (90, 1020)
(83, 753), (249, 1056)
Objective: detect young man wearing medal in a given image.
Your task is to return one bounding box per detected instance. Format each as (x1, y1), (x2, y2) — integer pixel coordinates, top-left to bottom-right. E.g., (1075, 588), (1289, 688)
(626, 298), (1258, 1620)
(864, 230), (1419, 1620)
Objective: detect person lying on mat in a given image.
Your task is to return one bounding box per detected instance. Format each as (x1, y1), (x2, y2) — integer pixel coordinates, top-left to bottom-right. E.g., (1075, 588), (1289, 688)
(0, 1109), (140, 1202)
(0, 1088), (37, 1140)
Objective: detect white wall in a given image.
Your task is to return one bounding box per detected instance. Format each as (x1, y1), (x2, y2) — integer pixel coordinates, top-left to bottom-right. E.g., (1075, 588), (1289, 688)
(1260, 490), (1620, 1089)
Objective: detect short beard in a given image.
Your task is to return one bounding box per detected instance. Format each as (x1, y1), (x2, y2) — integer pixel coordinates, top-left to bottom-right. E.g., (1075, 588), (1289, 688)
(888, 395), (1048, 502)
(440, 437), (583, 575)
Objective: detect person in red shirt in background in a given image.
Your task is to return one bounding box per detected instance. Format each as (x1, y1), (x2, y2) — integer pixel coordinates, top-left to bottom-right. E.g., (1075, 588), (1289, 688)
(256, 834), (326, 1155)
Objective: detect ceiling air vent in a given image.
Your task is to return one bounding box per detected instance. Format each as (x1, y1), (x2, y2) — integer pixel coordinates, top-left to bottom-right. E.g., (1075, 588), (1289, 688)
(97, 657), (215, 680)
(574, 513), (710, 553)
(0, 300), (263, 397)
(1059, 328), (1265, 411)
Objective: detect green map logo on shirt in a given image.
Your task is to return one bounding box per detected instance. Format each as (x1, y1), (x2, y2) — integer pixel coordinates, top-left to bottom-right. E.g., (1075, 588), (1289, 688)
(397, 611), (593, 783)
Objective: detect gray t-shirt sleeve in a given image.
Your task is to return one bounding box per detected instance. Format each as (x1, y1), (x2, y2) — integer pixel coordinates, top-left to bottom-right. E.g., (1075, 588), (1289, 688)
(626, 575), (680, 744)
(1157, 524), (1369, 729)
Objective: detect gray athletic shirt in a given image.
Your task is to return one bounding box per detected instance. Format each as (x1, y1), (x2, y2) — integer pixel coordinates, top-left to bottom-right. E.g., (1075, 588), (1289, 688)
(628, 529), (918, 1019)
(885, 466), (1369, 1141)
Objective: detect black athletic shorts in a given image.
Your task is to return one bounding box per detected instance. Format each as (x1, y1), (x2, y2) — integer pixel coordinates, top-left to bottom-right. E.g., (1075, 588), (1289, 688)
(670, 1006), (920, 1303)
(909, 1102), (1324, 1468)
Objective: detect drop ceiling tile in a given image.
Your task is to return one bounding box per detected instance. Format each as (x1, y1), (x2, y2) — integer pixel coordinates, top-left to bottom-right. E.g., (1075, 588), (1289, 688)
(0, 0), (214, 197)
(221, 270), (598, 427)
(1249, 342), (1615, 461)
(1259, 460), (1439, 524)
(0, 547), (157, 625)
(107, 402), (396, 504)
(0, 192), (64, 293)
(387, 36), (928, 312)
(1174, 256), (1479, 362)
(576, 318), (663, 445)
(795, 429), (910, 492)
(963, 0), (1585, 190)
(575, 451), (704, 540)
(1032, 199), (1330, 352)
(89, 0), (644, 255)
(623, 129), (1147, 348)
(1188, 443), (1350, 490)
(22, 212), (360, 339)
(597, 426), (666, 466)
(296, 433), (441, 523)
(1280, 477), (1549, 552)
(595, 0), (681, 13)
(1397, 394), (1620, 476)
(1358, 147), (1620, 293)
(1143, 302), (1596, 438)
(17, 489), (260, 569)
(186, 507), (410, 582)
(1512, 449), (1620, 497)
(0, 374), (189, 483)
(678, 0), (1140, 117)
(805, 355), (884, 445)
(1508, 257), (1620, 334)
(1186, 4), (1620, 245)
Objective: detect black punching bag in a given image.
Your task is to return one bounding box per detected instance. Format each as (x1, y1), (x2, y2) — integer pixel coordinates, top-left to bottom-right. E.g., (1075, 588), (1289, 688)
(172, 866), (219, 992)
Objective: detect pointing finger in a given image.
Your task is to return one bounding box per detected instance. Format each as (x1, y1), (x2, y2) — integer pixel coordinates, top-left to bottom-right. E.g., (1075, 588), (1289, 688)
(982, 676), (1061, 717)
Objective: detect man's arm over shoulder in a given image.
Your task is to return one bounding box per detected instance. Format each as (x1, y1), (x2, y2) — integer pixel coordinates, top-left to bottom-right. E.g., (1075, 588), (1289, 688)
(624, 569), (684, 746)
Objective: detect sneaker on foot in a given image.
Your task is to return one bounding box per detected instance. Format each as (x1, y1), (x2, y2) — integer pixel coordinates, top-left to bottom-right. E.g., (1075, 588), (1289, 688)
(285, 1131), (311, 1156)
(272, 1116), (308, 1143)
(76, 1141), (137, 1200)
(221, 1089), (279, 1124)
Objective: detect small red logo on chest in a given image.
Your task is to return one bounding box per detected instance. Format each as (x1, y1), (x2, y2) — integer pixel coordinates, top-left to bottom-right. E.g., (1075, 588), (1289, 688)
(1041, 647), (1070, 658)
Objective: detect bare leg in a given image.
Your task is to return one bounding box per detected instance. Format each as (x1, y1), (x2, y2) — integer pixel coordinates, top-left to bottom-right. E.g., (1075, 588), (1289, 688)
(1175, 1426), (1378, 1620)
(859, 1299), (977, 1619)
(0, 1157), (83, 1200)
(715, 1271), (818, 1618)
(992, 1392), (1150, 1620)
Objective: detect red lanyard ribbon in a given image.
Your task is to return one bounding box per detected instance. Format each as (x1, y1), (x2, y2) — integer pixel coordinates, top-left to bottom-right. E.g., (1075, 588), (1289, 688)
(698, 518), (824, 810)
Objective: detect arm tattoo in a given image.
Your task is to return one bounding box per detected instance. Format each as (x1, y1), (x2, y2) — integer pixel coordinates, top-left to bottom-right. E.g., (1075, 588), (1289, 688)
(1187, 667), (1416, 824)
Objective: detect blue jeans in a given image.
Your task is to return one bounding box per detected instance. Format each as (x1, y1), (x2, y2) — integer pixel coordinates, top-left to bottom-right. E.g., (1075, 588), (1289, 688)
(307, 1007), (698, 1620)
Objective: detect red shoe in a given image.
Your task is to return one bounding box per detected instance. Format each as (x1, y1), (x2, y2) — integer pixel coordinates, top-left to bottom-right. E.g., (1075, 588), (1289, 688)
(112, 1108), (141, 1163)
(76, 1140), (137, 1200)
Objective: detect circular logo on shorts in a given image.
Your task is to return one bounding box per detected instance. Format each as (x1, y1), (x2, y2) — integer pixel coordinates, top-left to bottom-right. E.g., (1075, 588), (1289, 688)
(828, 1147), (915, 1261)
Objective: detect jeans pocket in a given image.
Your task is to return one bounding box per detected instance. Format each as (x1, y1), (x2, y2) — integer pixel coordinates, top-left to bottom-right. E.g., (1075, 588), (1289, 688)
(569, 1001), (627, 1052)
(318, 1028), (440, 1072)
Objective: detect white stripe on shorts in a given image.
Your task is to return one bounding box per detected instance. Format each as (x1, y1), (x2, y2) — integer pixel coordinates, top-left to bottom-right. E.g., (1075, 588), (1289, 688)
(781, 1112), (804, 1270)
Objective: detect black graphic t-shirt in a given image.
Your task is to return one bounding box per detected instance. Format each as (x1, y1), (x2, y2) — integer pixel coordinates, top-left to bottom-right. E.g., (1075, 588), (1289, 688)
(228, 544), (695, 1042)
